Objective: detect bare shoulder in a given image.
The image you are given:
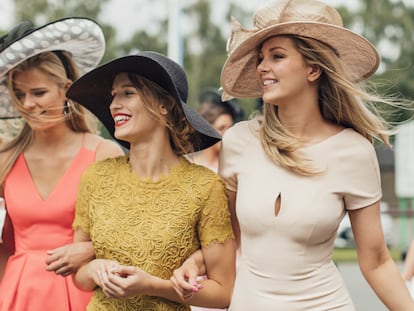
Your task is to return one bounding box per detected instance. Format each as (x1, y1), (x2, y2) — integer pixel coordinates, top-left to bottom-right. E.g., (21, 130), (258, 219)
(84, 133), (125, 162)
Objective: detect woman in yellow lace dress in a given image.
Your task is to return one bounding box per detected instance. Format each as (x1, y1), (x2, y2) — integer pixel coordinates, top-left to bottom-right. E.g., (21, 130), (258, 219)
(66, 51), (236, 311)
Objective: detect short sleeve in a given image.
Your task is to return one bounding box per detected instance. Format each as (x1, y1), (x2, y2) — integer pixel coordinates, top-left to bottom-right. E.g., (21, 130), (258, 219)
(343, 137), (382, 210)
(72, 165), (95, 234)
(219, 121), (252, 192)
(197, 176), (234, 248)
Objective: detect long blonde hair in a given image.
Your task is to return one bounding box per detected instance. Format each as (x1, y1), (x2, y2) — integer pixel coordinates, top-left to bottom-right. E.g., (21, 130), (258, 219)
(0, 51), (98, 184)
(258, 35), (396, 176)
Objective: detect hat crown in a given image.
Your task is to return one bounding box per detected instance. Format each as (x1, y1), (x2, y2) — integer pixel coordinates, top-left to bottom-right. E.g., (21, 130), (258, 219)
(0, 21), (34, 52)
(140, 51), (188, 102)
(253, 0), (343, 29)
(221, 0), (379, 100)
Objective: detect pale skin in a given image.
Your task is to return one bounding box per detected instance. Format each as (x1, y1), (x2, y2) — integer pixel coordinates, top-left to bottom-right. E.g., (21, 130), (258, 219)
(73, 72), (236, 309)
(193, 113), (234, 172)
(172, 35), (414, 310)
(257, 35), (414, 310)
(0, 67), (124, 280)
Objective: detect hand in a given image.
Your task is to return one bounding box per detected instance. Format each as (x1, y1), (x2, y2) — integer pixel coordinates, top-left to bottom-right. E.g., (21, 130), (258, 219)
(170, 256), (204, 301)
(45, 241), (94, 276)
(99, 264), (154, 299)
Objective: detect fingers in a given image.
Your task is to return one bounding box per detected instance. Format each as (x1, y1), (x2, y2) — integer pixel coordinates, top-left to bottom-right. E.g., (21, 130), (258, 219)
(45, 250), (59, 265)
(170, 268), (204, 302)
(98, 264), (126, 298)
(110, 265), (134, 278)
(45, 257), (74, 276)
(170, 275), (194, 301)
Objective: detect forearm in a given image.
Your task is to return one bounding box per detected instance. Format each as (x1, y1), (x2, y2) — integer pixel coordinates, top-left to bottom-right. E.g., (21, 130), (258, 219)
(402, 241), (414, 280)
(360, 256), (414, 310)
(73, 260), (97, 292)
(185, 278), (232, 309)
(147, 274), (231, 308)
(145, 275), (187, 303)
(186, 249), (206, 276)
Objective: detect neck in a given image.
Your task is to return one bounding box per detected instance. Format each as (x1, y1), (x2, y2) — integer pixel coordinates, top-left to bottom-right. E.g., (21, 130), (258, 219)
(31, 123), (80, 151)
(128, 142), (179, 181)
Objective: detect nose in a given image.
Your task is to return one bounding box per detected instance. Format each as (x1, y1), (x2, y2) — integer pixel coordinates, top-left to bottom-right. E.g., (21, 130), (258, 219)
(256, 57), (269, 74)
(109, 95), (121, 112)
(21, 95), (36, 109)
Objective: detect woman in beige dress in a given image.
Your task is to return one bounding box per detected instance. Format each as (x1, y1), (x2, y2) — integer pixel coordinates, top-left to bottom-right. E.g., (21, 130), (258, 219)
(172, 0), (414, 310)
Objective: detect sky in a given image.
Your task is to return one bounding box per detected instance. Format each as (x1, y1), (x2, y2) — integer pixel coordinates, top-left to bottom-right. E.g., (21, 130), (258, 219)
(0, 0), (361, 37)
(0, 0), (412, 53)
(101, 0), (359, 41)
(2, 0), (414, 35)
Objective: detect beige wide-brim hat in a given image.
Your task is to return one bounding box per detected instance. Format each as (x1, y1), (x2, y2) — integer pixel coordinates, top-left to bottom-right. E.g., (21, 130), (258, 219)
(220, 0), (380, 100)
(0, 17), (105, 118)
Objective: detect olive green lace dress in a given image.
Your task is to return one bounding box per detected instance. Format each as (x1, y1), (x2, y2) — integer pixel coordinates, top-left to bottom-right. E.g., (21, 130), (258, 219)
(73, 156), (234, 311)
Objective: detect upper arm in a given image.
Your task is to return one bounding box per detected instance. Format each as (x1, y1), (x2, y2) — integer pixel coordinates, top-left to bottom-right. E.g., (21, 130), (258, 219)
(95, 139), (125, 162)
(227, 190), (240, 248)
(349, 201), (389, 268)
(202, 238), (236, 294)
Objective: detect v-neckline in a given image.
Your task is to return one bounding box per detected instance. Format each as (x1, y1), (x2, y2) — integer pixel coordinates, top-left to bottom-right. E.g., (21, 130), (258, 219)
(21, 146), (83, 202)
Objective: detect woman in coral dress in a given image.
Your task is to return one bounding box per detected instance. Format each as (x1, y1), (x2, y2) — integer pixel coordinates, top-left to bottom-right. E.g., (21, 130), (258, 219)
(0, 17), (124, 311)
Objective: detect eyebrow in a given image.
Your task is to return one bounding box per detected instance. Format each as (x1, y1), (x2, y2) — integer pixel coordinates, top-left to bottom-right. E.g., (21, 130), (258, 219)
(112, 83), (135, 90)
(14, 86), (47, 92)
(268, 46), (288, 52)
(259, 45), (288, 55)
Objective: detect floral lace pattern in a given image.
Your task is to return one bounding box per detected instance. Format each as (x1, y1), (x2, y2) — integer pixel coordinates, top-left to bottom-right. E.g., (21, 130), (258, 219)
(74, 156), (234, 311)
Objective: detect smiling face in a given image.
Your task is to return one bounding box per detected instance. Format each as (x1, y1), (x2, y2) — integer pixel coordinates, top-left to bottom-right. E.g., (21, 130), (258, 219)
(12, 67), (67, 130)
(109, 72), (165, 145)
(256, 36), (315, 106)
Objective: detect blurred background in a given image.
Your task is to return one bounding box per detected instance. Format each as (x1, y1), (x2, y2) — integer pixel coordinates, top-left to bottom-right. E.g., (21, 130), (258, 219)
(1, 0), (414, 255)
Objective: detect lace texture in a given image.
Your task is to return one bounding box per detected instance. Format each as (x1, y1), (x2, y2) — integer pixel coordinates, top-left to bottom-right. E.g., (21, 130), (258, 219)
(74, 156), (234, 311)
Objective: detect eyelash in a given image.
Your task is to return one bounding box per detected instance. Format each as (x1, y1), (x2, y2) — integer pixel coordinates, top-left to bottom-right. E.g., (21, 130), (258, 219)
(15, 91), (46, 100)
(34, 91), (46, 97)
(111, 90), (136, 97)
(257, 53), (284, 64)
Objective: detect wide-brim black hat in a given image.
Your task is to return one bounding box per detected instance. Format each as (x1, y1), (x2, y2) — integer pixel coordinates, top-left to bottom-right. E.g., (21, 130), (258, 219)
(66, 51), (221, 151)
(0, 17), (105, 118)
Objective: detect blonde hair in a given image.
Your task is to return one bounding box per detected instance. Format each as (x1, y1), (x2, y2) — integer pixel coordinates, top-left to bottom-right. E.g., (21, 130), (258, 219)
(0, 51), (98, 184)
(128, 74), (197, 155)
(257, 35), (396, 176)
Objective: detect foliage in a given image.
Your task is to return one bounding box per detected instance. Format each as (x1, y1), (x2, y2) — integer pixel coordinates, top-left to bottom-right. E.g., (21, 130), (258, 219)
(1, 0), (413, 122)
(337, 1), (414, 123)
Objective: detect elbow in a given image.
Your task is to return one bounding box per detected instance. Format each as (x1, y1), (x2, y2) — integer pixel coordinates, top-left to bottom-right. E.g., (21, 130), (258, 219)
(219, 284), (234, 308)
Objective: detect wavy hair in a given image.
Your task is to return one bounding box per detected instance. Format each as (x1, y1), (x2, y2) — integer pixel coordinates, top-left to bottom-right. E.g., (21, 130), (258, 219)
(0, 51), (98, 185)
(127, 74), (196, 156)
(257, 34), (398, 176)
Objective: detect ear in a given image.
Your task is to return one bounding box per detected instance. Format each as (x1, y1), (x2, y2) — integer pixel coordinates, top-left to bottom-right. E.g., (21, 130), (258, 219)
(308, 64), (322, 82)
(64, 79), (72, 90)
(159, 105), (168, 116)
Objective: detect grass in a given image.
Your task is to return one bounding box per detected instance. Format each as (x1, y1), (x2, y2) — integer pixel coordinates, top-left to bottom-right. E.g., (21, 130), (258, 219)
(333, 247), (403, 262)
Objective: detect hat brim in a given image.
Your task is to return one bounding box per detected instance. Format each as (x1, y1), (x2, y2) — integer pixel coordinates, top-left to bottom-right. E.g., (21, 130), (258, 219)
(66, 53), (221, 151)
(0, 17), (105, 118)
(221, 21), (380, 99)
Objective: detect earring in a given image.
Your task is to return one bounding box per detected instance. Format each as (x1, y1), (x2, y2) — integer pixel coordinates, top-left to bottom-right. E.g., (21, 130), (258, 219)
(63, 100), (71, 116)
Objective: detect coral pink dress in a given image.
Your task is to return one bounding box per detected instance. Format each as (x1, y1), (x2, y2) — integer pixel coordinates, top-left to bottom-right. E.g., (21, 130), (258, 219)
(0, 139), (96, 311)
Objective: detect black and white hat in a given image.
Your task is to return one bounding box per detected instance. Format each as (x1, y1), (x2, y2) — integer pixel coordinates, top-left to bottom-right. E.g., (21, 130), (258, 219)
(0, 17), (105, 118)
